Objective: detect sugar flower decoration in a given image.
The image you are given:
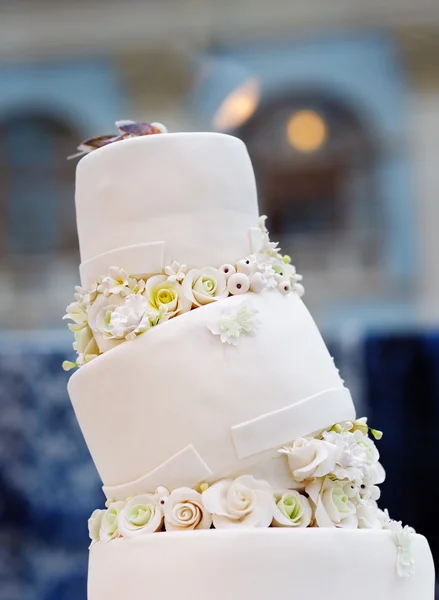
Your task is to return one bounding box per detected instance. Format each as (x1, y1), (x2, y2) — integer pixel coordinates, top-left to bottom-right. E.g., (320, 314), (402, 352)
(164, 261), (187, 283)
(272, 490), (312, 528)
(202, 475), (275, 529)
(183, 267), (228, 307)
(207, 301), (260, 345)
(145, 274), (191, 319)
(117, 493), (164, 538)
(99, 501), (126, 543)
(162, 488), (212, 531)
(88, 509), (105, 548)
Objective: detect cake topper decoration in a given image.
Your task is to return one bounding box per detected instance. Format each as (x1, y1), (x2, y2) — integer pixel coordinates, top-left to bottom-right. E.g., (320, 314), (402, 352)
(68, 120), (168, 159)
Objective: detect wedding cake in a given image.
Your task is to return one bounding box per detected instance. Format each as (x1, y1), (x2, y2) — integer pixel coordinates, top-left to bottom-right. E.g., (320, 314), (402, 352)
(64, 122), (435, 599)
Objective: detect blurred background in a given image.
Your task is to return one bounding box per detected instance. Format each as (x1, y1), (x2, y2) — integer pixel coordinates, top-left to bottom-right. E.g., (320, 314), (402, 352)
(0, 0), (438, 598)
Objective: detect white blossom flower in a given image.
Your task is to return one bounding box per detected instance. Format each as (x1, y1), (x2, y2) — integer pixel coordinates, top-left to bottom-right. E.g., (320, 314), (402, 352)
(183, 267), (228, 307)
(108, 294), (162, 340)
(123, 277), (146, 297)
(145, 274), (191, 319)
(164, 261), (187, 283)
(88, 509), (105, 547)
(272, 490), (312, 528)
(356, 501), (382, 529)
(74, 283), (98, 307)
(207, 301), (260, 345)
(279, 438), (338, 482)
(99, 501), (126, 542)
(97, 267), (130, 297)
(385, 521), (416, 577)
(163, 488), (212, 531)
(117, 494), (163, 537)
(322, 430), (371, 482)
(202, 475), (275, 529)
(306, 477), (358, 529)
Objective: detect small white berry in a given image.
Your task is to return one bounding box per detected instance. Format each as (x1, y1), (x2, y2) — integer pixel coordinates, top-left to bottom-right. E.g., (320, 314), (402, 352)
(227, 272), (250, 295)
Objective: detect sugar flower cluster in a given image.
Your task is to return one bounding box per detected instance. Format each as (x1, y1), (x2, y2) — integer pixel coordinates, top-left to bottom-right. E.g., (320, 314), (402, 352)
(88, 418), (415, 578)
(63, 217), (303, 369)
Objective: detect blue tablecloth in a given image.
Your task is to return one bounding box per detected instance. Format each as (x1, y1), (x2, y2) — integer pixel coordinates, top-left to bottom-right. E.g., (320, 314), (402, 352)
(0, 332), (437, 599)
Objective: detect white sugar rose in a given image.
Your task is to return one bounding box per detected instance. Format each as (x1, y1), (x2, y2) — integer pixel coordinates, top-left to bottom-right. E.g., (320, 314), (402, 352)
(118, 494), (163, 537)
(272, 490), (312, 528)
(145, 274), (191, 319)
(306, 478), (358, 529)
(99, 501), (126, 542)
(86, 293), (125, 353)
(183, 267), (228, 307)
(163, 488), (212, 531)
(279, 438), (338, 482)
(202, 475), (275, 529)
(88, 509), (105, 547)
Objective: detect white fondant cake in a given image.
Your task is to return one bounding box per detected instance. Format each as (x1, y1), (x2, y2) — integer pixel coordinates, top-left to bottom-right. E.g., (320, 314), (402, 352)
(65, 126), (435, 599)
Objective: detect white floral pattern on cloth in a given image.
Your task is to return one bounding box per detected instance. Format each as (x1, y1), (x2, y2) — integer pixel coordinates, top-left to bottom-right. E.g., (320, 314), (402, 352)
(87, 418), (416, 578)
(63, 217), (304, 369)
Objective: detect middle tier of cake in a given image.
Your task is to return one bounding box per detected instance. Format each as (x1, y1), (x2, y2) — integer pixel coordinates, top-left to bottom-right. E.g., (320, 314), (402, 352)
(68, 290), (355, 499)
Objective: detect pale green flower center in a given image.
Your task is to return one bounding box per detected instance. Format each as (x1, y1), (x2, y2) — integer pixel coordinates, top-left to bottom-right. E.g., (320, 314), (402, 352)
(277, 494), (303, 522)
(129, 504), (153, 527)
(105, 507), (120, 535)
(194, 275), (217, 296)
(332, 488), (351, 514)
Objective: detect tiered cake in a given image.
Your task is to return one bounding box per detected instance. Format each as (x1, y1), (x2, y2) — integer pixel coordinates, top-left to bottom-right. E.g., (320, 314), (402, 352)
(65, 126), (435, 600)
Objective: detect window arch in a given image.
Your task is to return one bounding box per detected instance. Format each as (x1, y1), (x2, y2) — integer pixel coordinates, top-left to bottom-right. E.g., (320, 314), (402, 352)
(0, 112), (79, 257)
(237, 90), (383, 273)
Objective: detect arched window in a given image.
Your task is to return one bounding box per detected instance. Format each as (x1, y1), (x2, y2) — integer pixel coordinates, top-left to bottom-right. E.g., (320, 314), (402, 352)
(238, 91), (382, 275)
(0, 113), (79, 329)
(0, 112), (78, 256)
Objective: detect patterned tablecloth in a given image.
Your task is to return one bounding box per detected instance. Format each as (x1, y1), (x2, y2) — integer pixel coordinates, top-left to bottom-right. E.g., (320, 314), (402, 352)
(0, 331), (438, 599)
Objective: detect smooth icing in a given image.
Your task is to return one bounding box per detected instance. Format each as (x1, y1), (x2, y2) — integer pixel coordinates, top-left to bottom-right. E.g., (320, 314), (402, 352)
(66, 130), (434, 598)
(88, 529), (435, 600)
(68, 290), (355, 496)
(75, 133), (259, 284)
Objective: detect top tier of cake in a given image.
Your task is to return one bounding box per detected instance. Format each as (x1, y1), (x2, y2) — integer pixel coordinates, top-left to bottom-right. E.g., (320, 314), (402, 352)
(75, 133), (259, 286)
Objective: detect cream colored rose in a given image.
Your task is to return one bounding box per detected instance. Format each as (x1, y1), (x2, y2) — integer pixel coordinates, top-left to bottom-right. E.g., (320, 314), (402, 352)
(145, 274), (191, 319)
(279, 438), (338, 482)
(307, 478), (358, 529)
(163, 488), (212, 531)
(99, 501), (126, 542)
(183, 267), (228, 307)
(73, 325), (99, 365)
(88, 509), (105, 546)
(118, 494), (163, 537)
(272, 491), (312, 528)
(202, 475), (275, 529)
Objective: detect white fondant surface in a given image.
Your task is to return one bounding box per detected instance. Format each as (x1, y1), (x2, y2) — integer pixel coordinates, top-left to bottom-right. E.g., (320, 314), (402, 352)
(88, 529), (435, 600)
(69, 291), (355, 497)
(75, 133), (259, 284)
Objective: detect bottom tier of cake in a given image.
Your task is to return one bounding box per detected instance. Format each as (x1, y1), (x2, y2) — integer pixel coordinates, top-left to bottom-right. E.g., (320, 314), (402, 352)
(88, 528), (434, 599)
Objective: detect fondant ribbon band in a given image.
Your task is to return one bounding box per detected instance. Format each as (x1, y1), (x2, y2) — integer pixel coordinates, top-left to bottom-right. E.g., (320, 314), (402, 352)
(231, 387), (355, 460)
(103, 444), (213, 500)
(80, 241), (166, 288)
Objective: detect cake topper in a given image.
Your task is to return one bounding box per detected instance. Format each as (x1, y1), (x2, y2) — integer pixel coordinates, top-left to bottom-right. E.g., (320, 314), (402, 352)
(68, 120), (168, 159)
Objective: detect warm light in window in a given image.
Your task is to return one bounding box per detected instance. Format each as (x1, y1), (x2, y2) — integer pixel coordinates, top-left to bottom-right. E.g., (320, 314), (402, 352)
(287, 109), (327, 152)
(213, 78), (260, 131)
